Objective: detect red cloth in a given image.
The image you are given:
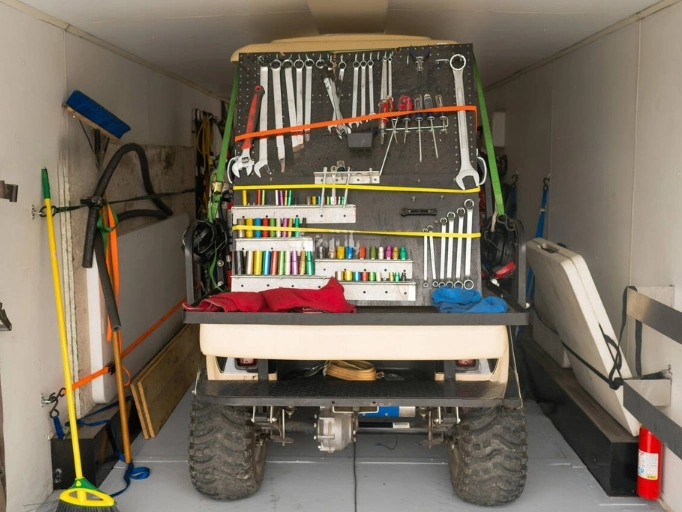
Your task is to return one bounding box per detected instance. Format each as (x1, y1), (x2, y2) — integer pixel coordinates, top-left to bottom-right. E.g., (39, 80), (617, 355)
(183, 278), (355, 314)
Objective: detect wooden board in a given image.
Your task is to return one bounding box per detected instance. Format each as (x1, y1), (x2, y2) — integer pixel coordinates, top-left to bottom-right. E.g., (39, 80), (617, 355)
(526, 238), (639, 436)
(131, 324), (200, 439)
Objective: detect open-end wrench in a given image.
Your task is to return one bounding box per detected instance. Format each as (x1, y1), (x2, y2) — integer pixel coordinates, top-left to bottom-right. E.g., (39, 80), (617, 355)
(368, 54), (375, 115)
(423, 228), (429, 288)
(451, 55), (479, 190)
(446, 211), (455, 286)
(283, 59), (303, 153)
(323, 72), (348, 138)
(254, 62), (270, 177)
(455, 207), (465, 288)
(463, 198), (475, 289)
(351, 55), (359, 127)
(271, 59), (285, 172)
(381, 53), (387, 101)
(427, 225), (437, 287)
(304, 56), (313, 142)
(360, 54), (367, 117)
(230, 84), (264, 177)
(294, 56), (304, 149)
(439, 217), (447, 287)
(388, 53), (393, 99)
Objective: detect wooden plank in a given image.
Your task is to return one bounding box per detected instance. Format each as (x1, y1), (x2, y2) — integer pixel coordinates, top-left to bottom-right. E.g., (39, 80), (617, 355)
(131, 324), (200, 438)
(130, 379), (151, 439)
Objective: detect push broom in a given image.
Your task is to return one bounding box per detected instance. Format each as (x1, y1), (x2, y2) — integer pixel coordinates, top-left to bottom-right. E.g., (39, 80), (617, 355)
(42, 168), (120, 512)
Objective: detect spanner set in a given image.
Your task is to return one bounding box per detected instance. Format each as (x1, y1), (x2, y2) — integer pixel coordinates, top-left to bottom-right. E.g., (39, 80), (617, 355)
(229, 44), (482, 305)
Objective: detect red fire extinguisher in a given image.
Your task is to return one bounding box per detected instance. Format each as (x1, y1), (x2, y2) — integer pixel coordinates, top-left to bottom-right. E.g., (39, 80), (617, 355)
(637, 426), (662, 500)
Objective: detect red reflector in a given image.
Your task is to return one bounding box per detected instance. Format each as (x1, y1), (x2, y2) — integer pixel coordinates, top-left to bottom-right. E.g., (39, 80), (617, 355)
(456, 360), (475, 367)
(238, 358), (256, 366)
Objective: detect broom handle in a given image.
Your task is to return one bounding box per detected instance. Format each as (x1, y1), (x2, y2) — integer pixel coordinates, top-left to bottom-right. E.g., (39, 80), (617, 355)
(42, 168), (84, 480)
(112, 330), (131, 463)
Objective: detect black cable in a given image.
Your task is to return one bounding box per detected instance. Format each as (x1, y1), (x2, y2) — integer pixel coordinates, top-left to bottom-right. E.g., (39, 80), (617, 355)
(376, 436), (399, 451)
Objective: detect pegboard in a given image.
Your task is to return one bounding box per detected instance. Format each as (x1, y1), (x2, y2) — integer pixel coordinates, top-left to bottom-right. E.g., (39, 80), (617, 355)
(230, 44), (482, 306)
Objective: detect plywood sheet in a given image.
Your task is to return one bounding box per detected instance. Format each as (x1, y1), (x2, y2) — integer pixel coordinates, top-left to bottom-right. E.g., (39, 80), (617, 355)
(87, 214), (188, 403)
(526, 238), (639, 436)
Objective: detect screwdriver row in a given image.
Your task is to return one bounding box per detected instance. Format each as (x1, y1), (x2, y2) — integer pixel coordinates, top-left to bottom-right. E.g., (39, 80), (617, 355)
(233, 250), (315, 276)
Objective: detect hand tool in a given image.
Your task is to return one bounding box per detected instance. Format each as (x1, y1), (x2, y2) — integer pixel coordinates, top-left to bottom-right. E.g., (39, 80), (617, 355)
(323, 70), (349, 138)
(320, 166), (327, 212)
(409, 46), (430, 74)
(368, 53), (375, 115)
(378, 97), (394, 175)
(428, 225), (437, 288)
(424, 93), (439, 159)
(381, 53), (387, 100)
(463, 198), (474, 289)
(400, 95), (413, 143)
(422, 227), (429, 288)
(451, 54), (479, 189)
(337, 54), (347, 85)
(283, 58), (303, 152)
(446, 211), (455, 286)
(378, 98), (387, 145)
(414, 95), (424, 162)
(294, 56), (305, 148)
(254, 61), (270, 177)
(230, 84), (265, 177)
(304, 56), (313, 142)
(360, 54), (367, 117)
(351, 55), (359, 127)
(388, 53), (393, 99)
(455, 207), (465, 288)
(271, 59), (286, 172)
(401, 208), (437, 216)
(439, 217), (447, 286)
(435, 94), (447, 133)
(316, 53), (326, 69)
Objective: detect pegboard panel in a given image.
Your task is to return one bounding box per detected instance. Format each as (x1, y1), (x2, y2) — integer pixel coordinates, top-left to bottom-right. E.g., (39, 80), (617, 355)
(230, 44), (482, 306)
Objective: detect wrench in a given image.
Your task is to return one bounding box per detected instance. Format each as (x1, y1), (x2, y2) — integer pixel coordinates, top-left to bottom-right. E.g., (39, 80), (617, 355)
(323, 73), (348, 138)
(463, 198), (474, 290)
(439, 217), (447, 286)
(380, 53), (387, 101)
(304, 56), (313, 142)
(338, 54), (347, 85)
(283, 59), (303, 152)
(294, 56), (304, 149)
(422, 227), (429, 288)
(360, 54), (367, 117)
(388, 53), (393, 99)
(455, 207), (465, 288)
(368, 54), (375, 115)
(253, 62), (270, 177)
(351, 55), (359, 128)
(446, 211), (455, 286)
(230, 84), (264, 177)
(451, 55), (479, 190)
(271, 59), (286, 173)
(427, 225), (437, 287)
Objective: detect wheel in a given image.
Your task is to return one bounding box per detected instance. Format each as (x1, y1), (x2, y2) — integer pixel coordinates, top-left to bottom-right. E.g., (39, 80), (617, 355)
(448, 406), (528, 506)
(188, 396), (267, 500)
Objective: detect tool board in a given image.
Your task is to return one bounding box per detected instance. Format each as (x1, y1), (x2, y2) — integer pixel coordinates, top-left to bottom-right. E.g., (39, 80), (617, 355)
(229, 43), (482, 307)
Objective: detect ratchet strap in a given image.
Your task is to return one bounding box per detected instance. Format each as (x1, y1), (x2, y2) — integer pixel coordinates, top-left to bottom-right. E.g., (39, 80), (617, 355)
(326, 360), (378, 381)
(474, 55), (505, 217)
(526, 176), (550, 301)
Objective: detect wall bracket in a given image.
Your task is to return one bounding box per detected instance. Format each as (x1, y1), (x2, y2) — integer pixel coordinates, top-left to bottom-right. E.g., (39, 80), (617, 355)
(0, 181), (18, 203)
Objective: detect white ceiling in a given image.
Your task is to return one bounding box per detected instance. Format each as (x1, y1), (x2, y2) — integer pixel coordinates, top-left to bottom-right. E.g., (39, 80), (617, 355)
(21, 0), (661, 97)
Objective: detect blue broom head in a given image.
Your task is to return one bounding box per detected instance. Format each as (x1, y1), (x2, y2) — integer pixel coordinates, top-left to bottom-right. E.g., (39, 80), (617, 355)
(65, 90), (131, 139)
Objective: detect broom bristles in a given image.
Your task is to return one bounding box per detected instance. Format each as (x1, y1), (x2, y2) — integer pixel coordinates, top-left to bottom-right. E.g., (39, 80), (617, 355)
(55, 503), (120, 512)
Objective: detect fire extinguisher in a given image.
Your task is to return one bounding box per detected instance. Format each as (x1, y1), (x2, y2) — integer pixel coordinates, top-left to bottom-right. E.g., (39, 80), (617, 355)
(637, 426), (663, 499)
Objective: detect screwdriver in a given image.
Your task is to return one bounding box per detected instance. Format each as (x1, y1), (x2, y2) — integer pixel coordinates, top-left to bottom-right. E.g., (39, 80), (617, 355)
(423, 94), (439, 159)
(399, 95), (413, 144)
(435, 94), (447, 133)
(378, 98), (387, 145)
(414, 95), (423, 162)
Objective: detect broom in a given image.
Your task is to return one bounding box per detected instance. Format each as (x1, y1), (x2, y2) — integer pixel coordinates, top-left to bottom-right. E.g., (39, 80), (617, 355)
(42, 168), (120, 512)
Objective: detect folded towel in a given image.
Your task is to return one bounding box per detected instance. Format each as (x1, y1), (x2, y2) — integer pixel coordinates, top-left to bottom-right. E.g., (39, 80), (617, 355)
(431, 288), (508, 313)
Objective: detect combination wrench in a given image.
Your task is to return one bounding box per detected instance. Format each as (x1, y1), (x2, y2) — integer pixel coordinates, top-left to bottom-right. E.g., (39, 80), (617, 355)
(368, 54), (375, 115)
(283, 59), (303, 152)
(380, 53), (387, 101)
(427, 225), (437, 287)
(270, 59), (286, 172)
(294, 56), (304, 149)
(360, 54), (367, 117)
(439, 217), (447, 287)
(463, 198), (475, 289)
(454, 207), (465, 288)
(304, 56), (313, 142)
(446, 211), (455, 287)
(451, 55), (479, 190)
(422, 228), (429, 288)
(323, 71), (348, 138)
(388, 53), (393, 99)
(351, 55), (360, 128)
(338, 55), (347, 85)
(253, 62), (270, 177)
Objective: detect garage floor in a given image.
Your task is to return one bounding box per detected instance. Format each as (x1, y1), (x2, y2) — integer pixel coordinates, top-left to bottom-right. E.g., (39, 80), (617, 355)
(84, 388), (665, 511)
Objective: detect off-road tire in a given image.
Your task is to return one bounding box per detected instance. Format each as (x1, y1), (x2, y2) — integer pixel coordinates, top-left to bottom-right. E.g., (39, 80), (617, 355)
(449, 406), (527, 506)
(189, 396), (267, 500)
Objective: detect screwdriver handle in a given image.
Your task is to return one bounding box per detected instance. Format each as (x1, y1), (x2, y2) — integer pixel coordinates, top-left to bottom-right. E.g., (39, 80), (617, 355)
(423, 94), (435, 119)
(414, 95), (423, 119)
(435, 94), (445, 115)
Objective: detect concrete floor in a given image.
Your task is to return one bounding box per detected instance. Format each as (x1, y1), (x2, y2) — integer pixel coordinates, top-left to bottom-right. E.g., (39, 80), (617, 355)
(57, 388), (662, 512)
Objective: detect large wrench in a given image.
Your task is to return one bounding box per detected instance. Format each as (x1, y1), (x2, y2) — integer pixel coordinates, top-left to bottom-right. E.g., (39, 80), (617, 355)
(380, 53), (387, 101)
(271, 60), (286, 172)
(388, 53), (393, 99)
(323, 73), (348, 137)
(360, 54), (367, 117)
(423, 227), (429, 288)
(368, 54), (375, 115)
(253, 63), (270, 177)
(294, 56), (304, 149)
(427, 225), (437, 286)
(283, 59), (303, 152)
(451, 55), (479, 190)
(438, 217), (447, 287)
(454, 207), (465, 288)
(446, 212), (455, 286)
(463, 199), (475, 290)
(351, 55), (359, 128)
(304, 56), (313, 142)
(230, 84), (264, 178)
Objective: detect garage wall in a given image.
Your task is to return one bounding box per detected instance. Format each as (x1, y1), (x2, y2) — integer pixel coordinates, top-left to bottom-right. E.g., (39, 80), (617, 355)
(0, 3), (219, 511)
(486, 3), (682, 509)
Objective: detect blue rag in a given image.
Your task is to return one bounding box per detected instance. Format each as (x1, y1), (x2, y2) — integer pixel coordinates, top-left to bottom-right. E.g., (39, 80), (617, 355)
(431, 288), (508, 313)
